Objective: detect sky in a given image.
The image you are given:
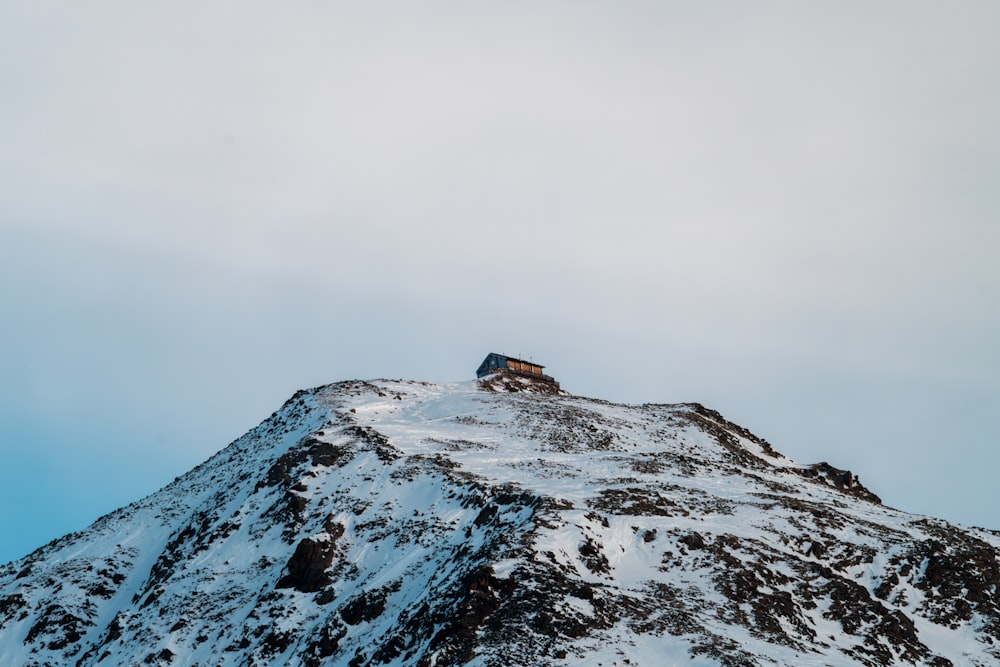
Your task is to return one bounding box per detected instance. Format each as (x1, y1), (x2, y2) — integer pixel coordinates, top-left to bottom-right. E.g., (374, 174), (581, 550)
(1, 2), (998, 564)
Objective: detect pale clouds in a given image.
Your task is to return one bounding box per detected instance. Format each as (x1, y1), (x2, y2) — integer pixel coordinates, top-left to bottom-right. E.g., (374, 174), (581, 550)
(1, 2), (998, 562)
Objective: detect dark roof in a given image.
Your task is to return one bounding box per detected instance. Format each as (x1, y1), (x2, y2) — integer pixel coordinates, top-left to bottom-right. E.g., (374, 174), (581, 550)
(485, 352), (544, 368)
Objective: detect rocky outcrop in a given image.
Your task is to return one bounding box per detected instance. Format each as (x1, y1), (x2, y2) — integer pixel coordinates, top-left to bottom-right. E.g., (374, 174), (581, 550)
(800, 461), (882, 504)
(276, 524), (345, 593)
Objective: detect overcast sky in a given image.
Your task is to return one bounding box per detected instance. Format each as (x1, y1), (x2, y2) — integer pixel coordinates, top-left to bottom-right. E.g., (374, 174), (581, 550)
(2, 2), (998, 564)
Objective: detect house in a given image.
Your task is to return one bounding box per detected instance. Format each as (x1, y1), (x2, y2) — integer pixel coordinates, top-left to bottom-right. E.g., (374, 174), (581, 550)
(476, 352), (558, 386)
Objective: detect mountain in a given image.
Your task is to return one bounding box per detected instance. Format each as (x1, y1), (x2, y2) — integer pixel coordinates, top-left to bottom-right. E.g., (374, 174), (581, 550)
(2, 376), (999, 666)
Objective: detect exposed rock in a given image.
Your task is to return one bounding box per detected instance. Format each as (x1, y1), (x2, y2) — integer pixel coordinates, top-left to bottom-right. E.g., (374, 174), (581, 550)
(276, 525), (344, 593)
(800, 461), (882, 504)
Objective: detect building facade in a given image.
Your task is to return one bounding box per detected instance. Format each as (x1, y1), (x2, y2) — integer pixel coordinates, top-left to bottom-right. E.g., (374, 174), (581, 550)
(476, 353), (557, 386)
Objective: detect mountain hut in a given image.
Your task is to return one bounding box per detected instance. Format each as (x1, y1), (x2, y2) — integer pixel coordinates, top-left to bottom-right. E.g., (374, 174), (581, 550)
(476, 352), (558, 386)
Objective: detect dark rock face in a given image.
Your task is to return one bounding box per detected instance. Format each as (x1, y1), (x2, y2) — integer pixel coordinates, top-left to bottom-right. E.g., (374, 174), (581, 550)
(260, 436), (353, 490)
(2, 379), (998, 666)
(800, 462), (882, 504)
(339, 589), (387, 625)
(888, 520), (1000, 634)
(415, 565), (518, 665)
(478, 374), (566, 396)
(24, 604), (87, 651)
(0, 593), (25, 625)
(277, 524), (344, 593)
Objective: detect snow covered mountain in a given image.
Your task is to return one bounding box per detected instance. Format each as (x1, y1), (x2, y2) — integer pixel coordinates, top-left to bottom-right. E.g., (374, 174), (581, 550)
(2, 376), (999, 666)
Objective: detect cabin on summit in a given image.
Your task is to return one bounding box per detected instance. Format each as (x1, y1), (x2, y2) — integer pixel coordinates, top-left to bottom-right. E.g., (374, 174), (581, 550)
(476, 352), (559, 387)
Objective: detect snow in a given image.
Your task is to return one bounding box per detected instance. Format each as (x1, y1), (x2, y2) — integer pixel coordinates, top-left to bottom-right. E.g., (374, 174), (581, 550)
(2, 378), (998, 666)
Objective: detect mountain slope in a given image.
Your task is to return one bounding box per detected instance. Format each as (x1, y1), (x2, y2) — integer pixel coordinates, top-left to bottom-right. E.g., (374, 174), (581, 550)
(2, 377), (999, 666)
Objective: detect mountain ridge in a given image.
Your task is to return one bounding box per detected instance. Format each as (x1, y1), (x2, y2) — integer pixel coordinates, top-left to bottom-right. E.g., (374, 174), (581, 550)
(2, 377), (998, 666)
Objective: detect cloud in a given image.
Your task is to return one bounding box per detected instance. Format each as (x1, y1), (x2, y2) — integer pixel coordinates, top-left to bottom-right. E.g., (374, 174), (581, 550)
(1, 1), (999, 561)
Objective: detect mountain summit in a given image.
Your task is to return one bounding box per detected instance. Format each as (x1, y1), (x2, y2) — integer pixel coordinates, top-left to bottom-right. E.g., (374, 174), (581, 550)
(2, 378), (999, 666)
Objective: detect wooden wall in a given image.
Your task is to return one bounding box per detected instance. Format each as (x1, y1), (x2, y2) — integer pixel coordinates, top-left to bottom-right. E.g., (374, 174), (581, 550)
(506, 359), (544, 376)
